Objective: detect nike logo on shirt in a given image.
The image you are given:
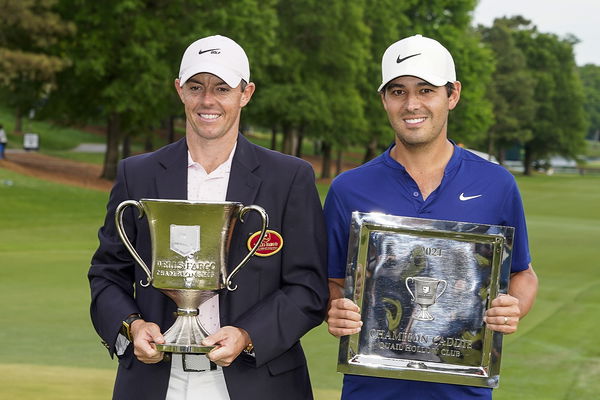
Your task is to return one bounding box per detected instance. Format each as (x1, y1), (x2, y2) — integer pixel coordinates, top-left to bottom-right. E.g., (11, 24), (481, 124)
(459, 193), (482, 201)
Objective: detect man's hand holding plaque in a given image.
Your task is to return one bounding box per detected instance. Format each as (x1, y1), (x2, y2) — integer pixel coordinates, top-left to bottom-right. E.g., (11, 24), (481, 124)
(327, 297), (363, 338)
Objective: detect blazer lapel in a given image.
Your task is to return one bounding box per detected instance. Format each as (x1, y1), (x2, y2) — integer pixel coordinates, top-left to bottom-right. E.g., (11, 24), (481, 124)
(221, 134), (262, 321)
(226, 133), (261, 205)
(156, 138), (188, 200)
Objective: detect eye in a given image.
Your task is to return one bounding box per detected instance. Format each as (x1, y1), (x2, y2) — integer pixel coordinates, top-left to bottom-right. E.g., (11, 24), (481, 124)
(216, 86), (230, 93)
(391, 89), (405, 96)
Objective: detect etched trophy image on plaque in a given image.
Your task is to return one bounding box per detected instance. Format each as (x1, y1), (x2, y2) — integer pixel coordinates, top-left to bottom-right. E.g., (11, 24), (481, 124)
(405, 277), (447, 321)
(337, 212), (514, 388)
(115, 199), (268, 354)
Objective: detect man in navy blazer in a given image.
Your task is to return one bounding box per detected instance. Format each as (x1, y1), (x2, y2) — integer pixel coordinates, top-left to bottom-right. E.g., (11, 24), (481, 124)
(88, 35), (328, 400)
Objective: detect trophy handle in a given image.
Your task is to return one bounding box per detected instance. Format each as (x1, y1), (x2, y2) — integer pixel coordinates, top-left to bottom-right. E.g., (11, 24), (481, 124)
(436, 279), (448, 299)
(405, 277), (416, 301)
(115, 200), (153, 288)
(225, 205), (269, 291)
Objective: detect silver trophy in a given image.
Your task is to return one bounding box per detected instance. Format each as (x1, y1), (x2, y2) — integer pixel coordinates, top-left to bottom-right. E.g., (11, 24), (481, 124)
(405, 277), (447, 321)
(338, 212), (514, 388)
(115, 199), (268, 354)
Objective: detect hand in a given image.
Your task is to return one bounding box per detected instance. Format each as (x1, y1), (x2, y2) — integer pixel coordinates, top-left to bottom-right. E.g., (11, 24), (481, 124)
(484, 294), (521, 334)
(130, 319), (165, 364)
(203, 326), (251, 367)
(326, 298), (363, 338)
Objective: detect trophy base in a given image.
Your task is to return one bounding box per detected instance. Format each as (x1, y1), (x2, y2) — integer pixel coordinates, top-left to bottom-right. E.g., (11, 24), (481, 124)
(155, 343), (215, 354)
(158, 311), (213, 354)
(413, 308), (434, 321)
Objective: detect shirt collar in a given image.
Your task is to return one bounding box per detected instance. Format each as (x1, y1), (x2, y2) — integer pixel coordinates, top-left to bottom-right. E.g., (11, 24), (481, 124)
(187, 141), (237, 175)
(382, 139), (461, 175)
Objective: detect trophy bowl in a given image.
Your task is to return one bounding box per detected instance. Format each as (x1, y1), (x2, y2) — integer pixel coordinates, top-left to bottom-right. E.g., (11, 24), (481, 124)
(115, 199), (268, 354)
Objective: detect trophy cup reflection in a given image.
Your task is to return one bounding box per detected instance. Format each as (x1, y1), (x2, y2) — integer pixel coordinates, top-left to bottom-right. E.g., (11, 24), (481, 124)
(115, 199), (268, 354)
(405, 276), (447, 321)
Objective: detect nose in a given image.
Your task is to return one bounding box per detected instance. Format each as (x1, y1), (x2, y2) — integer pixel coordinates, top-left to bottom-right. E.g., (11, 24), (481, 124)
(405, 92), (421, 112)
(199, 89), (216, 106)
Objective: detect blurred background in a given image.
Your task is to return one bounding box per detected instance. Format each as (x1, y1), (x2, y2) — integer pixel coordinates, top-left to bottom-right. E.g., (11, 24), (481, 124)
(0, 1), (599, 399)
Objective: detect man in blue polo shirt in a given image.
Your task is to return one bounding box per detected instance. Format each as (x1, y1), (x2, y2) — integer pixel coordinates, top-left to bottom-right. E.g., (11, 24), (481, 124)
(324, 34), (538, 399)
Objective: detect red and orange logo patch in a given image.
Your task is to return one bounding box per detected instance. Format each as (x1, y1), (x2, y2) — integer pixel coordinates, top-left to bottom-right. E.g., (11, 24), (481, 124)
(247, 230), (284, 257)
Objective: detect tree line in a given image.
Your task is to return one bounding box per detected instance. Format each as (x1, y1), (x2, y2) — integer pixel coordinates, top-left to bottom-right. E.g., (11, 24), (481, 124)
(1, 0), (598, 178)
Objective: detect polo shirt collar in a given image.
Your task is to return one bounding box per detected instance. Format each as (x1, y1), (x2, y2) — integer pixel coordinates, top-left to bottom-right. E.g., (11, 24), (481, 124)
(382, 139), (462, 176)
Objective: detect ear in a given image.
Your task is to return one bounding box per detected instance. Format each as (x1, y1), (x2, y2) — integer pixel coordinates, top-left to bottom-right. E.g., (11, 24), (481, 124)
(174, 79), (185, 103)
(240, 82), (256, 108)
(448, 81), (461, 110)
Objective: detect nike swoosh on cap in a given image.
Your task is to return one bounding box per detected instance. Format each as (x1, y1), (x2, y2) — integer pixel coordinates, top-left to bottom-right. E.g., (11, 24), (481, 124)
(396, 53), (421, 63)
(459, 193), (483, 201)
(198, 48), (220, 55)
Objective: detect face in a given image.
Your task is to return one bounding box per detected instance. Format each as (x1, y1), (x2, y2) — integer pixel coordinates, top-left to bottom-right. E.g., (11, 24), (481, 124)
(174, 73), (255, 143)
(381, 76), (460, 148)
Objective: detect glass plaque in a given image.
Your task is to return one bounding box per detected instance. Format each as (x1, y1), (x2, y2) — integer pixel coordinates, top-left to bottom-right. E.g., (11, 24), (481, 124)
(337, 212), (514, 388)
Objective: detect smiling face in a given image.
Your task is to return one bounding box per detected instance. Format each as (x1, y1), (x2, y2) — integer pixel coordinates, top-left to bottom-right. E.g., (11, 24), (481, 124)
(174, 72), (255, 144)
(381, 76), (460, 149)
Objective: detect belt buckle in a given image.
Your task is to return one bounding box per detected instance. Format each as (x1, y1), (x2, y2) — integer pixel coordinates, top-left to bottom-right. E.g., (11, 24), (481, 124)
(182, 354), (218, 372)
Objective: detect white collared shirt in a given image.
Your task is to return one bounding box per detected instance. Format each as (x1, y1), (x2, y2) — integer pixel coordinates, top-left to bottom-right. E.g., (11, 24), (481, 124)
(184, 143), (236, 335)
(117, 143), (237, 399)
(186, 142), (236, 204)
(165, 143), (238, 400)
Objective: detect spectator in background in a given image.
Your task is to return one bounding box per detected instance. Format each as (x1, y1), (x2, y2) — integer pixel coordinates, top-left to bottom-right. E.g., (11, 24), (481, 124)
(0, 124), (7, 159)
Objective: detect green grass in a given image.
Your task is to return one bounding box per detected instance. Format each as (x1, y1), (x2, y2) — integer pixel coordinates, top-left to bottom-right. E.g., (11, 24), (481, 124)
(1, 165), (599, 399)
(0, 169), (113, 368)
(0, 106), (105, 151)
(44, 150), (106, 165)
(492, 175), (600, 400)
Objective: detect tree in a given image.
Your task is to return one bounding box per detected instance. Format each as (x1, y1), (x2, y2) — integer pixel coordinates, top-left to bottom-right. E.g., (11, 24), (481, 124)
(313, 0), (369, 177)
(579, 64), (600, 141)
(0, 0), (74, 132)
(514, 27), (587, 174)
(403, 0), (494, 146)
(479, 17), (536, 163)
(45, 0), (180, 179)
(249, 0), (369, 178)
(46, 0), (277, 180)
(358, 0), (494, 163)
(359, 0), (416, 163)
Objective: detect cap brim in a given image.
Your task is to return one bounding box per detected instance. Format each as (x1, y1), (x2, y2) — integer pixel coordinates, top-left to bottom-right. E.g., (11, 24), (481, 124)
(378, 73), (449, 91)
(179, 61), (242, 88)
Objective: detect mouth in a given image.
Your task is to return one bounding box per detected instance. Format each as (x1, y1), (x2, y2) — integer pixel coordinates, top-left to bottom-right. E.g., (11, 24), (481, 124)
(403, 117), (426, 126)
(198, 113), (221, 122)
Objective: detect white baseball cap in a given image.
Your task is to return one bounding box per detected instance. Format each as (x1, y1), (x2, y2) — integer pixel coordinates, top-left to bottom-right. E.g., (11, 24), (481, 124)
(378, 34), (456, 91)
(178, 35), (250, 88)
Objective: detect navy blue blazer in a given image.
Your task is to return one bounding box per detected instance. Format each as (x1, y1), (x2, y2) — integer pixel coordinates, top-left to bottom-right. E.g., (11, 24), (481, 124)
(89, 134), (329, 400)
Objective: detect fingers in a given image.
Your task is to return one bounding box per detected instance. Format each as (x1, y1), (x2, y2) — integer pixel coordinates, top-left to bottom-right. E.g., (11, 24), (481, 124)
(484, 294), (521, 334)
(327, 298), (363, 338)
(490, 293), (519, 308)
(331, 298), (361, 313)
(201, 329), (224, 348)
(203, 326), (248, 367)
(206, 345), (231, 367)
(484, 314), (518, 334)
(131, 321), (165, 364)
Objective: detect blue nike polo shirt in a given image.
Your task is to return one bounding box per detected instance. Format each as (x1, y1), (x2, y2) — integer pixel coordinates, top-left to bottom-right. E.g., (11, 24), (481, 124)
(324, 143), (531, 400)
